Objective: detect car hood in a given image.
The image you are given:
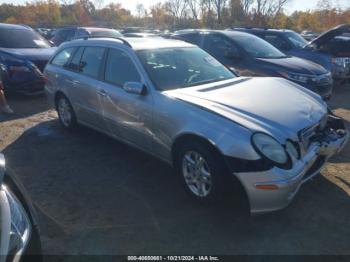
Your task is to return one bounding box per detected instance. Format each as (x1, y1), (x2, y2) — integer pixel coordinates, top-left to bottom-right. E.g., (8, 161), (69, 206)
(164, 77), (327, 141)
(308, 24), (350, 47)
(0, 47), (56, 62)
(257, 56), (328, 75)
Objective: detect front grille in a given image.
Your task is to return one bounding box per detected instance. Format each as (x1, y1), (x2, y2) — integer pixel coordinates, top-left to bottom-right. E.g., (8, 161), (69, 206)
(312, 73), (332, 86)
(299, 123), (319, 149)
(303, 156), (326, 181)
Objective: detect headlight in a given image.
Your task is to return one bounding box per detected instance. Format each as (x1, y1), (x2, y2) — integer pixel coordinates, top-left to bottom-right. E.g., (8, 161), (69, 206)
(252, 133), (288, 165)
(2, 186), (32, 258)
(286, 140), (300, 159)
(279, 71), (313, 83)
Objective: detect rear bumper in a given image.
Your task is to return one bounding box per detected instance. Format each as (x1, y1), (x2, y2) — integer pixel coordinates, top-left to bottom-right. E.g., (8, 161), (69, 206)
(234, 116), (349, 214)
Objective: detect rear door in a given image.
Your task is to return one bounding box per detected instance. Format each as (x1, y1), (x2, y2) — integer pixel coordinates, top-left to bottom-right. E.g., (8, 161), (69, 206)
(65, 46), (106, 130)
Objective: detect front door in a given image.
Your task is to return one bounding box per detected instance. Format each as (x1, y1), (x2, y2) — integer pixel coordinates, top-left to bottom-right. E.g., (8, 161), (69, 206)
(99, 48), (153, 152)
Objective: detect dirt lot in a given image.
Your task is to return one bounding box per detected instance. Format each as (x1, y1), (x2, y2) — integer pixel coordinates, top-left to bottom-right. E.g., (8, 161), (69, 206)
(0, 84), (350, 256)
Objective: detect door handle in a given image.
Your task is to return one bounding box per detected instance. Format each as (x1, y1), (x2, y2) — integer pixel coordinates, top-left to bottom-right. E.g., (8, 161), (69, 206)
(98, 89), (107, 97)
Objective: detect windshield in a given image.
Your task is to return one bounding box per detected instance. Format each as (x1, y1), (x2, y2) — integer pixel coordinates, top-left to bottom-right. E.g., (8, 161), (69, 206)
(0, 29), (50, 48)
(137, 47), (235, 91)
(233, 34), (287, 58)
(285, 31), (308, 48)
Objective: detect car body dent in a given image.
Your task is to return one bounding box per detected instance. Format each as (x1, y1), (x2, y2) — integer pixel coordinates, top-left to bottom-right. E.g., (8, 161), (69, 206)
(45, 38), (348, 214)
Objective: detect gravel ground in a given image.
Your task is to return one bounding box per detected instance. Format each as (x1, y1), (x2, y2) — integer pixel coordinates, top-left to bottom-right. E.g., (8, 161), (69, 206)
(0, 84), (349, 256)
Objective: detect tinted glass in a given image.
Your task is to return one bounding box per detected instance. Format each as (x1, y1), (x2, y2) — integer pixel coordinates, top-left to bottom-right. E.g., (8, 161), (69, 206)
(232, 34), (287, 58)
(137, 47), (234, 91)
(0, 28), (50, 48)
(179, 33), (202, 45)
(105, 49), (141, 86)
(205, 34), (240, 59)
(80, 47), (105, 78)
(285, 32), (308, 48)
(67, 47), (84, 71)
(263, 34), (290, 51)
(51, 47), (75, 66)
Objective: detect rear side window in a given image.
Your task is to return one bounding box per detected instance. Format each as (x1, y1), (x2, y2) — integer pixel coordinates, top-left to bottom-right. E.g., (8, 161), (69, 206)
(104, 49), (141, 86)
(80, 47), (105, 78)
(51, 47), (75, 66)
(66, 47), (84, 71)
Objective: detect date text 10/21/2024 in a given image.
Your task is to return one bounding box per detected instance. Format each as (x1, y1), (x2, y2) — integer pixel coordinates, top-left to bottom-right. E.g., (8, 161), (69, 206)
(127, 256), (220, 261)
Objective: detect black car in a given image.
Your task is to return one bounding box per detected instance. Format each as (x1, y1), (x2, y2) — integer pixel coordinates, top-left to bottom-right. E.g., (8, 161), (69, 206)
(0, 153), (42, 261)
(172, 30), (333, 100)
(233, 25), (350, 81)
(50, 27), (123, 46)
(0, 23), (56, 94)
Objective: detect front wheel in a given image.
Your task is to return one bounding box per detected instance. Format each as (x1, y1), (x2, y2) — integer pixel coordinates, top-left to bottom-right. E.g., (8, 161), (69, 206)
(56, 95), (77, 129)
(176, 141), (229, 202)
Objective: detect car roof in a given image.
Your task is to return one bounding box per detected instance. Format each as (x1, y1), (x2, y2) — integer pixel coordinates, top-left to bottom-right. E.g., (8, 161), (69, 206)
(0, 23), (32, 30)
(63, 37), (194, 50)
(174, 29), (257, 39)
(233, 28), (295, 34)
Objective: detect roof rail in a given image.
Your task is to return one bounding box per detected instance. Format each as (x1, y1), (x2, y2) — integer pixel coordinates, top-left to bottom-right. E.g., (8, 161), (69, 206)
(234, 27), (268, 30)
(72, 35), (132, 47)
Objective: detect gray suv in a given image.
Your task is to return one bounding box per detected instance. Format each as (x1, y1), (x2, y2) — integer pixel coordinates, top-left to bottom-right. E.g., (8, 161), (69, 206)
(44, 37), (348, 214)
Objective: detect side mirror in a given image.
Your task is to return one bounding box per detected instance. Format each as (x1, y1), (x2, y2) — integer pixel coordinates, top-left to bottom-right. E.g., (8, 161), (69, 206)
(0, 153), (5, 183)
(122, 82), (147, 95)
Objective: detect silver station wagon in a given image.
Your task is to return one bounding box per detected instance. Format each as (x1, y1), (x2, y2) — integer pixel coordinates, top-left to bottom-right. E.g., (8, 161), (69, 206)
(44, 37), (349, 214)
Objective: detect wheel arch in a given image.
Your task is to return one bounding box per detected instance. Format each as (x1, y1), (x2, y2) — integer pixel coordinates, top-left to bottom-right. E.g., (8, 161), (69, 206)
(171, 133), (225, 167)
(54, 90), (68, 108)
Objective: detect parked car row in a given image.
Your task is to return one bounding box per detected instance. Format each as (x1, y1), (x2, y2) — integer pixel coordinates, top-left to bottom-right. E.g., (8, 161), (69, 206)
(172, 29), (333, 100)
(1, 22), (348, 99)
(233, 24), (350, 82)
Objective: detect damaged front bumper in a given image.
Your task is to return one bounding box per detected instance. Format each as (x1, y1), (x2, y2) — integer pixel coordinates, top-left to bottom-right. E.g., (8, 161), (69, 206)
(235, 115), (349, 214)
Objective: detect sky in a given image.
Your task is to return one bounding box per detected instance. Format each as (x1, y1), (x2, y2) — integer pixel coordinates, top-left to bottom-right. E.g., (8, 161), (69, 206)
(0, 0), (349, 14)
(107, 0), (349, 14)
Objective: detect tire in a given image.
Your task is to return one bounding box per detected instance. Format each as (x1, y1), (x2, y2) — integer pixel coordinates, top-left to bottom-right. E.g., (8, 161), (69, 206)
(56, 95), (77, 130)
(176, 140), (229, 203)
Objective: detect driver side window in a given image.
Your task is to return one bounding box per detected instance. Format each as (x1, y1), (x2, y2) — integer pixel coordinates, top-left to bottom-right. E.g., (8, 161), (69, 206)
(205, 34), (239, 60)
(263, 34), (290, 51)
(104, 49), (141, 87)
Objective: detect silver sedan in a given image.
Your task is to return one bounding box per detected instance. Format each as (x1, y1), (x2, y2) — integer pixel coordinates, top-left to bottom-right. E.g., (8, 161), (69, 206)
(44, 37), (349, 214)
